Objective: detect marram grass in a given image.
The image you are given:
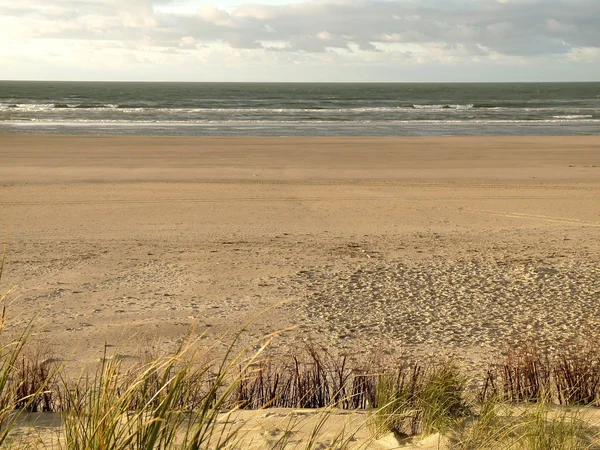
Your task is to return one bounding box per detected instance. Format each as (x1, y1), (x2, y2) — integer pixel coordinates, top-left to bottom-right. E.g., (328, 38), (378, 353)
(2, 249), (600, 448)
(451, 394), (595, 449)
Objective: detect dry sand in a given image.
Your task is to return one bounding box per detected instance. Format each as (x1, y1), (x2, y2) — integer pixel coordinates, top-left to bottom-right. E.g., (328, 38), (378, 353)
(9, 408), (419, 450)
(10, 403), (600, 450)
(1, 135), (599, 371)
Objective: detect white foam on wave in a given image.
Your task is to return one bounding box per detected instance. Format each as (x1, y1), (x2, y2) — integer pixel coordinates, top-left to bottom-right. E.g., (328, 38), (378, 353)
(8, 103), (55, 111)
(156, 107), (414, 114)
(5, 118), (600, 127)
(552, 114), (593, 119)
(413, 104), (474, 110)
(0, 103), (122, 110)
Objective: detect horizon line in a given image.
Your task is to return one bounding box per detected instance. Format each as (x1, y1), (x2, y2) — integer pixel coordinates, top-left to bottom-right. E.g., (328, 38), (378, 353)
(2, 79), (600, 84)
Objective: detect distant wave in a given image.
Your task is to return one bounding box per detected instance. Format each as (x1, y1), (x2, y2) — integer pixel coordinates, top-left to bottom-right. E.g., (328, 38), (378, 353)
(1, 103), (410, 112)
(75, 103), (119, 109)
(0, 103), (54, 110)
(0, 103), (120, 110)
(1, 103), (596, 117)
(413, 104), (474, 110)
(61, 103), (119, 109)
(1, 103), (597, 127)
(2, 103), (495, 112)
(6, 118), (600, 126)
(552, 114), (593, 119)
(0, 104), (426, 113)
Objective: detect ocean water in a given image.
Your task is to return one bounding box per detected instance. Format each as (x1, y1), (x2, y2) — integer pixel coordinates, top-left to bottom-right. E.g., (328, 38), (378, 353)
(0, 81), (599, 136)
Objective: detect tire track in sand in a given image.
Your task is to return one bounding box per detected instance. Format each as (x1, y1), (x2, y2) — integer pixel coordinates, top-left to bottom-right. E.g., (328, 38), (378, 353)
(466, 209), (600, 227)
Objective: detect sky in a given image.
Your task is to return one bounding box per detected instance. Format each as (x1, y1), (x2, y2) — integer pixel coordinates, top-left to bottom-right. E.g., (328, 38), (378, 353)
(1, 0), (599, 82)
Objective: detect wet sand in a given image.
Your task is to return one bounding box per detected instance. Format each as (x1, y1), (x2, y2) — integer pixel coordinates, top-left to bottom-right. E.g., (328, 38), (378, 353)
(1, 135), (599, 369)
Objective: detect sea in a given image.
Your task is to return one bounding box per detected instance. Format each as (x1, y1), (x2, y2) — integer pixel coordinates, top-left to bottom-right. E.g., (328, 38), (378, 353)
(0, 81), (599, 136)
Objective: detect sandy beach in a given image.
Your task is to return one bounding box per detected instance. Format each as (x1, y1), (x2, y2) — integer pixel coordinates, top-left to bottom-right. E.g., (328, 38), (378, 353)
(1, 135), (599, 370)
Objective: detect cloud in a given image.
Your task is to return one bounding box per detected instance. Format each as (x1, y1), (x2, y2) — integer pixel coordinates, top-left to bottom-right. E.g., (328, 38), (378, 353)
(568, 46), (600, 63)
(2, 0), (598, 55)
(1, 0), (599, 80)
(197, 6), (238, 28)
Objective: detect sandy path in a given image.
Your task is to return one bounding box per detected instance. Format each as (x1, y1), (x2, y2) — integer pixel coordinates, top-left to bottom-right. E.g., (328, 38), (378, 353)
(0, 135), (599, 370)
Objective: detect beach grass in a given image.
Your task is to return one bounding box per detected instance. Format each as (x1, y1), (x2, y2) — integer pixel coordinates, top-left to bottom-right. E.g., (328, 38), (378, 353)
(368, 362), (469, 439)
(0, 334), (596, 449)
(2, 325), (600, 449)
(3, 250), (600, 448)
(1, 244), (53, 447)
(452, 394), (595, 449)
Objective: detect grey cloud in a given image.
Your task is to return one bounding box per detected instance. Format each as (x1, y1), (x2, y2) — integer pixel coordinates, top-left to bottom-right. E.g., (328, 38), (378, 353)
(7, 0), (600, 58)
(181, 0), (600, 56)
